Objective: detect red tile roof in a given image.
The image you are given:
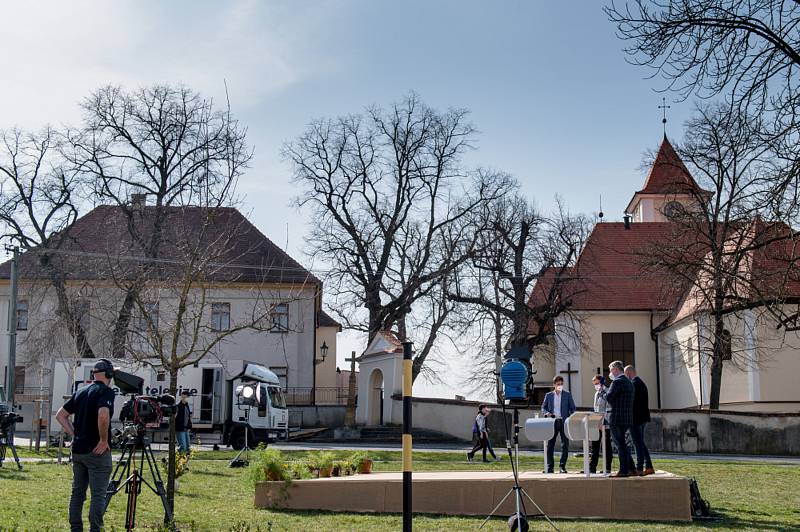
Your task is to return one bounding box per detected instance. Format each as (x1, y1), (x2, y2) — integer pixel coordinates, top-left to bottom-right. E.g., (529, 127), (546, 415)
(637, 136), (709, 196)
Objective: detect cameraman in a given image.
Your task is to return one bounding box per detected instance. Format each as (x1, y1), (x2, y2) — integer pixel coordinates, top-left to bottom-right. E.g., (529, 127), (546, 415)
(56, 359), (116, 532)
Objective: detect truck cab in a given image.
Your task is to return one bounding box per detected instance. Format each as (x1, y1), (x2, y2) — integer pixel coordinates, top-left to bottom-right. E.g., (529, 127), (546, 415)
(223, 363), (288, 449)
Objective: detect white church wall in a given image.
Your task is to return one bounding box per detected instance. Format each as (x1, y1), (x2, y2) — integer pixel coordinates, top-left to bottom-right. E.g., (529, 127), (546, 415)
(756, 312), (800, 403)
(659, 319), (702, 409)
(577, 311), (658, 409)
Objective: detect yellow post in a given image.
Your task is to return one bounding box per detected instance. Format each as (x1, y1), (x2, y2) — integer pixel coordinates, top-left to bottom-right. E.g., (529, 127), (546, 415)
(402, 341), (413, 531)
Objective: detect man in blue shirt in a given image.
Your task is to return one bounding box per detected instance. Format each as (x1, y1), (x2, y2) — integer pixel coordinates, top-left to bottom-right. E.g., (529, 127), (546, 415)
(541, 375), (576, 473)
(57, 359), (117, 532)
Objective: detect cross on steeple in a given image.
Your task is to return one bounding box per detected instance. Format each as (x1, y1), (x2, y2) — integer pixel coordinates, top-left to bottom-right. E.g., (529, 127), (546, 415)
(658, 97), (671, 136)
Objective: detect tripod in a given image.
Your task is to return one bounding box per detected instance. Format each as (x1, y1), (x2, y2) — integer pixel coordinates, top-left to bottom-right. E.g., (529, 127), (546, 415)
(480, 408), (558, 532)
(105, 429), (173, 531)
(0, 424), (22, 470)
(229, 408), (251, 468)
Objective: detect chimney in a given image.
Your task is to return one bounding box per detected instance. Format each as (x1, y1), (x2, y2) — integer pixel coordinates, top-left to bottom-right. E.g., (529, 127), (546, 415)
(623, 213), (632, 230)
(130, 193), (147, 207)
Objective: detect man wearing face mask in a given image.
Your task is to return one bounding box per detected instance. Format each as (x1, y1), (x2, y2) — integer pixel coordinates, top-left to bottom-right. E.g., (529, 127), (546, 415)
(600, 360), (635, 477)
(588, 374), (613, 474)
(541, 375), (575, 473)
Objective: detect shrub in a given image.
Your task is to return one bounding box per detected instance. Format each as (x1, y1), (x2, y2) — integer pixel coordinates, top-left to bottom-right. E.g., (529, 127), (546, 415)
(246, 448), (288, 486)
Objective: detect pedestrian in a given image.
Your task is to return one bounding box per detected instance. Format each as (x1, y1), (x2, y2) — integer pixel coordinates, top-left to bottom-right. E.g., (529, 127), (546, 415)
(624, 365), (655, 476)
(56, 358), (116, 532)
(541, 375), (576, 473)
(467, 404), (495, 462)
(589, 374), (613, 474)
(600, 360), (635, 478)
(175, 390), (193, 454)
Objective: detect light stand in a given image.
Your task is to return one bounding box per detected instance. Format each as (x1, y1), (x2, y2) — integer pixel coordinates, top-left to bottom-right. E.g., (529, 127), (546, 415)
(229, 405), (250, 468)
(480, 408), (559, 532)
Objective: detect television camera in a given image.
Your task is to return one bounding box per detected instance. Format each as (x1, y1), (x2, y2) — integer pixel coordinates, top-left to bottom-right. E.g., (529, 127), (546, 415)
(99, 363), (174, 530)
(0, 386), (23, 469)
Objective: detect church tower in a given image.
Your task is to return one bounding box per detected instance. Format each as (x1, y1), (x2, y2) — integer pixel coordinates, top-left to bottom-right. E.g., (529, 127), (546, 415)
(625, 135), (710, 222)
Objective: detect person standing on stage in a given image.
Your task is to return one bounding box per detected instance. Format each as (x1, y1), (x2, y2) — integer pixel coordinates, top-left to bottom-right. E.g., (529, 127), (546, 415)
(625, 365), (655, 476)
(56, 358), (116, 532)
(541, 375), (576, 473)
(589, 374), (613, 474)
(600, 360), (635, 477)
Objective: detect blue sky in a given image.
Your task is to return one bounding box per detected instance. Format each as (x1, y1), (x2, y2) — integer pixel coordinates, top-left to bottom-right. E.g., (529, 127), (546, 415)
(0, 1), (695, 398)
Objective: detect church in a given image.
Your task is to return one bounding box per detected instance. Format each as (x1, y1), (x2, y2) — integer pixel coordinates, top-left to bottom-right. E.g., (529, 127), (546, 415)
(532, 136), (800, 413)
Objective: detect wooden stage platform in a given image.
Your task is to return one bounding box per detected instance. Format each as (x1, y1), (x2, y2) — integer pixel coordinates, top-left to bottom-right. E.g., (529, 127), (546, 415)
(255, 470), (692, 522)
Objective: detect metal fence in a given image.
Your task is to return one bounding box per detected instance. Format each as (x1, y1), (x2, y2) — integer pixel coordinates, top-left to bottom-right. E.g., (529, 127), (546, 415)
(284, 387), (349, 406)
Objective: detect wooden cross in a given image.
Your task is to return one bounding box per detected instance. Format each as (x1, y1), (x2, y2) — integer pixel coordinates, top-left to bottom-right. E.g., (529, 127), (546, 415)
(659, 97), (671, 135)
(343, 351), (358, 427)
(560, 362), (579, 392)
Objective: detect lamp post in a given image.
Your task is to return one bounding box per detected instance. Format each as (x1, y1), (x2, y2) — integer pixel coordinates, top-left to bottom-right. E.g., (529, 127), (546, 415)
(315, 341), (328, 366)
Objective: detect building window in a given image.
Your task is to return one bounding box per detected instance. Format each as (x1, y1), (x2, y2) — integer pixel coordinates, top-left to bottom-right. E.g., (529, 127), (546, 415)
(14, 366), (25, 394)
(670, 344), (677, 374)
(211, 302), (231, 331)
(687, 337), (694, 367)
(74, 299), (90, 334)
(15, 300), (28, 330)
(134, 302), (159, 332)
(601, 332), (635, 378)
(271, 303), (289, 332)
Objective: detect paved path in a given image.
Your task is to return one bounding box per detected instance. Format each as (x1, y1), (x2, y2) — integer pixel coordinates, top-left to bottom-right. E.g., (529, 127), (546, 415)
(9, 437), (799, 465)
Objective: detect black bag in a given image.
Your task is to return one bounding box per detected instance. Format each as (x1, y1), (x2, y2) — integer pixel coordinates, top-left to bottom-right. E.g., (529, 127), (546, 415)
(689, 478), (711, 518)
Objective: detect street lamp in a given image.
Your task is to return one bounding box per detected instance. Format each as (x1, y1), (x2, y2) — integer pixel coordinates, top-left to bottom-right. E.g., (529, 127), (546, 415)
(315, 341), (329, 365)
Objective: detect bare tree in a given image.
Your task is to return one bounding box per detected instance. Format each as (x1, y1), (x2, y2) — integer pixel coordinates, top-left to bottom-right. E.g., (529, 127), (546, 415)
(286, 94), (511, 381)
(65, 84), (251, 358)
(641, 104), (800, 409)
(0, 127), (96, 357)
(449, 193), (591, 398)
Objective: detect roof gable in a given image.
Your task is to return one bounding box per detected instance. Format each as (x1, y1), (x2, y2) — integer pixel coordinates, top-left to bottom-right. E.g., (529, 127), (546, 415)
(638, 136), (707, 196)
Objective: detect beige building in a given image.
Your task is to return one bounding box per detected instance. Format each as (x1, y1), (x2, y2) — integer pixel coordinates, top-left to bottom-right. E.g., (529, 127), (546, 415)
(534, 136), (800, 412)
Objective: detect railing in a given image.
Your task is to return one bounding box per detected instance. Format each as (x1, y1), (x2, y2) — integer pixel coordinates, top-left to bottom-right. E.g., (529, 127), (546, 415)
(284, 387), (351, 406)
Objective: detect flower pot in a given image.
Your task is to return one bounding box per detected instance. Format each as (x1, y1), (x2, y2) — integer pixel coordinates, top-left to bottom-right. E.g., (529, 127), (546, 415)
(319, 467), (332, 478)
(332, 466), (341, 477)
(265, 468), (283, 481)
(357, 459), (373, 474)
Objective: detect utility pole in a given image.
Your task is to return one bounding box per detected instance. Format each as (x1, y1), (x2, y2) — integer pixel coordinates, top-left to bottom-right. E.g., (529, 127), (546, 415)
(5, 246), (18, 408)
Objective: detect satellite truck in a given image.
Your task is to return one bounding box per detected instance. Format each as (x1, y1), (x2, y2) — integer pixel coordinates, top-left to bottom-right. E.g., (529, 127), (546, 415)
(51, 360), (288, 449)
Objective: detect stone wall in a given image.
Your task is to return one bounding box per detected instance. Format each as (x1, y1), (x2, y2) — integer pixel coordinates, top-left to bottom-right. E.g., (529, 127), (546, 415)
(392, 395), (800, 455)
(290, 405), (347, 428)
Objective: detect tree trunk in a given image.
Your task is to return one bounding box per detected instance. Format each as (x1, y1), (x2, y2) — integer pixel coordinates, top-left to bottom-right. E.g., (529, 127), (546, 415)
(44, 262), (94, 358)
(165, 369), (178, 518)
(708, 314), (725, 410)
(494, 310), (503, 403)
(111, 289), (136, 358)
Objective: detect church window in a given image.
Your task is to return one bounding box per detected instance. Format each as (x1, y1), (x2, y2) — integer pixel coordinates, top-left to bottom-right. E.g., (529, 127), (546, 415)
(602, 332), (635, 378)
(664, 200), (683, 219)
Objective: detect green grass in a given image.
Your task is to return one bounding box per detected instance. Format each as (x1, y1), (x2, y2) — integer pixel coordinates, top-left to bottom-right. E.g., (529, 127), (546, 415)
(1, 450), (798, 531)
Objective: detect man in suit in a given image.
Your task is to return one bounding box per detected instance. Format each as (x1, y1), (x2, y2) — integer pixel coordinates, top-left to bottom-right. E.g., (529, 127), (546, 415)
(600, 360), (635, 477)
(625, 365), (655, 476)
(541, 375), (576, 473)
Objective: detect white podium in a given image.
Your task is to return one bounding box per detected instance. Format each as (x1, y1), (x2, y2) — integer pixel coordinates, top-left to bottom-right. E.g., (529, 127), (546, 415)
(524, 417), (556, 472)
(565, 412), (606, 477)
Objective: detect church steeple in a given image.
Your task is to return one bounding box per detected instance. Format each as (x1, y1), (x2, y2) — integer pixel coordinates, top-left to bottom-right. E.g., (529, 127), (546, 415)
(625, 136), (711, 223)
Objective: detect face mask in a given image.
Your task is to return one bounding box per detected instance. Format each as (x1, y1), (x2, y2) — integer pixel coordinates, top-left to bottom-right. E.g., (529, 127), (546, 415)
(594, 384), (601, 391)
(556, 385), (563, 392)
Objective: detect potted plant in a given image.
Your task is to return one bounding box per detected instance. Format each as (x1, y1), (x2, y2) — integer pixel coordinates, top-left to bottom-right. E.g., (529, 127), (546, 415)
(350, 451), (373, 474)
(287, 460), (312, 480)
(312, 451), (335, 478)
(250, 448), (288, 482)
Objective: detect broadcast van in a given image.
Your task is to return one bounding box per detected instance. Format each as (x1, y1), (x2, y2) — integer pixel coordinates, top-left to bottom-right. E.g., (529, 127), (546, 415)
(51, 359), (288, 449)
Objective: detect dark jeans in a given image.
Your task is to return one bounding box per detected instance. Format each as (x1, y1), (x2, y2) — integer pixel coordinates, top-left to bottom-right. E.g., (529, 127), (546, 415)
(468, 433), (490, 461)
(609, 424), (632, 475)
(589, 426), (613, 473)
(545, 418), (569, 472)
(630, 422), (653, 471)
(70, 451), (112, 532)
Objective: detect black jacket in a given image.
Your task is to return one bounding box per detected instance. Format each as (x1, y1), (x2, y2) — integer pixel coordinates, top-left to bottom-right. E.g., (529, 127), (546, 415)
(602, 375), (634, 427)
(176, 402), (192, 431)
(631, 376), (651, 425)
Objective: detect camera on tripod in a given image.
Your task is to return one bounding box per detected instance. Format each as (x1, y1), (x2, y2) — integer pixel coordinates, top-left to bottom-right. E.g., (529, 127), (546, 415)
(110, 368), (176, 443)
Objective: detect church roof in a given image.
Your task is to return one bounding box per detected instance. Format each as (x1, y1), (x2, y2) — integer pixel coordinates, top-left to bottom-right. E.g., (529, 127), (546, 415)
(636, 135), (708, 196)
(554, 222), (686, 311)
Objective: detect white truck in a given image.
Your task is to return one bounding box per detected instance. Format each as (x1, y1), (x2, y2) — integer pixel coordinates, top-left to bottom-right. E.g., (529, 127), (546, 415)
(51, 360), (288, 449)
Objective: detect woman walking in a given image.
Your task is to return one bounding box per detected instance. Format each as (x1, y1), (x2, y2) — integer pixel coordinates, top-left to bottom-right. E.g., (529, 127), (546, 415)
(467, 404), (496, 462)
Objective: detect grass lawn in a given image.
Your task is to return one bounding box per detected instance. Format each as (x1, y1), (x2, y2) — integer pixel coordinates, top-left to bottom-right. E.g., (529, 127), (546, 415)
(1, 450), (798, 531)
